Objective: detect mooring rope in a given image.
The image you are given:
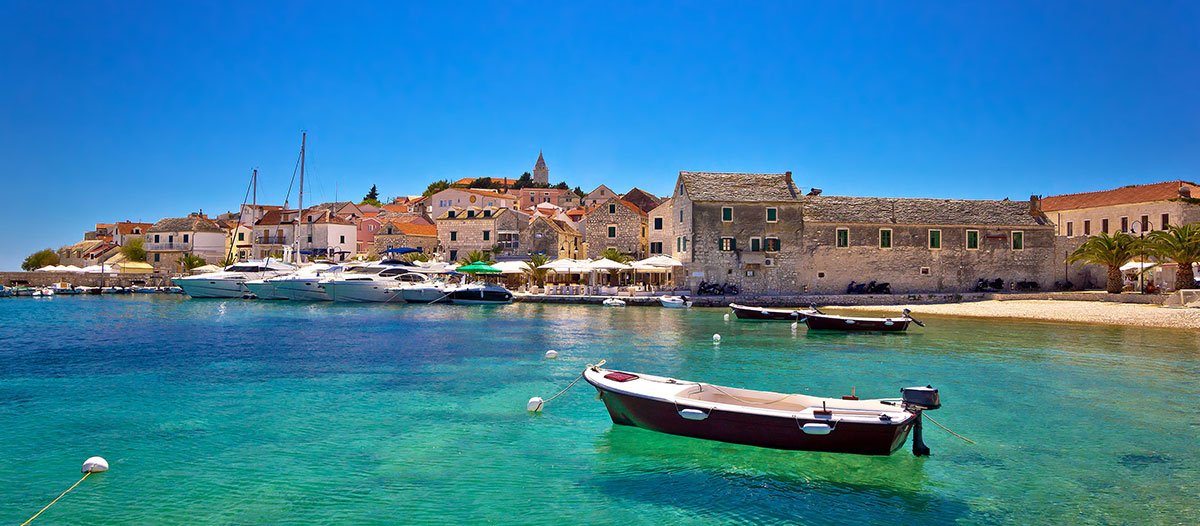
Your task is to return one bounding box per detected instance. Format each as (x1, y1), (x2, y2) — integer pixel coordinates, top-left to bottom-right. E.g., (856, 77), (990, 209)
(21, 472), (90, 526)
(540, 373), (584, 407)
(923, 412), (976, 444)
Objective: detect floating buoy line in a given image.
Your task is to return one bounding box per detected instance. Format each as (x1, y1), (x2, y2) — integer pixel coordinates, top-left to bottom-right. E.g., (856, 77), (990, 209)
(21, 456), (108, 526)
(528, 360), (605, 412)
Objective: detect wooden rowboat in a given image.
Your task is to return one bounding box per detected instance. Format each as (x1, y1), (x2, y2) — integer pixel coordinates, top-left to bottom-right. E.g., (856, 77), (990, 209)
(729, 303), (815, 321)
(584, 365), (940, 456)
(803, 307), (925, 332)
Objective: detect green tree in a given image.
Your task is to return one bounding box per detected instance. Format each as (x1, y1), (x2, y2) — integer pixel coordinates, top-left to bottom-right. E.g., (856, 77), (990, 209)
(572, 186), (586, 198)
(422, 180), (451, 197)
(21, 248), (59, 271)
(361, 184), (382, 207)
(457, 250), (495, 265)
(513, 172), (533, 189)
(1067, 232), (1142, 293)
(523, 253), (551, 287)
(403, 251), (432, 263)
(469, 177), (496, 189)
(120, 237), (147, 262)
(218, 255), (238, 267)
(1145, 223), (1200, 290)
(179, 253), (207, 271)
(598, 247), (633, 263)
(553, 181), (569, 190)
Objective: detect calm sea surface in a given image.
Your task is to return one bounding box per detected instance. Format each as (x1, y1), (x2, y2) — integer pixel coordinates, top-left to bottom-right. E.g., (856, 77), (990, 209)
(1, 296), (1197, 525)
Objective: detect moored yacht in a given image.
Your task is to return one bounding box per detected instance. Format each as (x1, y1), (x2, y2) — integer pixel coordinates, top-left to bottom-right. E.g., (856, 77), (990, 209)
(387, 276), (453, 304)
(272, 263), (354, 301)
(323, 262), (431, 303)
(245, 262), (336, 300)
(174, 260), (296, 298)
(446, 282), (513, 305)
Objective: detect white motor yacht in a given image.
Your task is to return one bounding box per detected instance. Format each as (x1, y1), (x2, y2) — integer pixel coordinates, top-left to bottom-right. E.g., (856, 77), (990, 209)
(323, 262), (431, 303)
(386, 276), (453, 304)
(245, 263), (336, 300)
(271, 263), (354, 301)
(174, 260), (296, 298)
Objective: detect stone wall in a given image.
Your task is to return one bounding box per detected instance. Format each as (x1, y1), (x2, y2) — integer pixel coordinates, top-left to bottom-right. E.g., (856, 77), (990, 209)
(685, 201), (804, 295)
(1046, 200), (1200, 236)
(437, 211), (523, 261)
(801, 223), (1059, 294)
(1, 271), (175, 287)
(583, 201), (647, 258)
(371, 233), (438, 259)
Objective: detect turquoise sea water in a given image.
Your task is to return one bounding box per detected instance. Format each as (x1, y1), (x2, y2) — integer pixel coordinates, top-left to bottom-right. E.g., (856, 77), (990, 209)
(1, 296), (1198, 525)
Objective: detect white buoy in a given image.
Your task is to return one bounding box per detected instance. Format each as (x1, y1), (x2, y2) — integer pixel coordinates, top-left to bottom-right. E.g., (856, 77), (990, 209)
(527, 397), (545, 412)
(723, 313), (730, 321)
(544, 350), (559, 359)
(81, 456), (108, 473)
(712, 333), (721, 343)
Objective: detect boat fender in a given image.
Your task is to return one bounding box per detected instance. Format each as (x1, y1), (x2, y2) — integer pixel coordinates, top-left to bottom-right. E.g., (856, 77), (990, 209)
(801, 423), (833, 435)
(845, 319), (856, 325)
(723, 313), (730, 321)
(544, 350), (559, 359)
(678, 408), (709, 421)
(526, 397), (544, 412)
(712, 334), (721, 343)
(884, 321), (894, 326)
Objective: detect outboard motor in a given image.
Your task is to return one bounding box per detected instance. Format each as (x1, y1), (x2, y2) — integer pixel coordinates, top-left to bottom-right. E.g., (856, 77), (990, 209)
(901, 385), (940, 456)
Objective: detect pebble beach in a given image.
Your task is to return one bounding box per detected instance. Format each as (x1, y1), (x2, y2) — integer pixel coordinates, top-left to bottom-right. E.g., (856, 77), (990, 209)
(839, 299), (1200, 330)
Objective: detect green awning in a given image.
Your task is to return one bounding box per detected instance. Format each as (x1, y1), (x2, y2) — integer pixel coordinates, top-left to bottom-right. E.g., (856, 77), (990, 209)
(457, 261), (501, 274)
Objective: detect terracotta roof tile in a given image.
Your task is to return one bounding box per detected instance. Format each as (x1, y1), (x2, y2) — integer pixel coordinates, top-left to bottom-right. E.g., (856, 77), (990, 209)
(1040, 181), (1199, 212)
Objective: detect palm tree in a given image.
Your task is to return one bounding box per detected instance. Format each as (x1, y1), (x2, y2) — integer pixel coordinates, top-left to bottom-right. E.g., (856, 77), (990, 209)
(403, 252), (432, 263)
(178, 253), (207, 272)
(598, 247), (632, 263)
(217, 255), (238, 267)
(1145, 223), (1200, 291)
(1067, 232), (1141, 293)
(524, 253), (550, 287)
(457, 250), (494, 265)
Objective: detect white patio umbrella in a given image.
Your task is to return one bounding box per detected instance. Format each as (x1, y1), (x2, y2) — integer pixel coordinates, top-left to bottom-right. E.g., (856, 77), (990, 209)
(538, 258), (589, 272)
(491, 261), (531, 274)
(60, 265), (83, 272)
(1120, 260), (1157, 272)
(635, 255), (684, 268)
(585, 258), (632, 271)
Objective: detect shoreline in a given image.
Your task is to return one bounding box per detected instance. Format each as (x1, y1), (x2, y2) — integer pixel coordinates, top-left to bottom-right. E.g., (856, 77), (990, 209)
(834, 299), (1200, 330)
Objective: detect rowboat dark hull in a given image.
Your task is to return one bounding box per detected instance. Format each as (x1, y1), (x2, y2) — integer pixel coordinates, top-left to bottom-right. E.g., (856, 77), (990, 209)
(729, 303), (810, 321)
(586, 375), (916, 456)
(804, 313), (911, 332)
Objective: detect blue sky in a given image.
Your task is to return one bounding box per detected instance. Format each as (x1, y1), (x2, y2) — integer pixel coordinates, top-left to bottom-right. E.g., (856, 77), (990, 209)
(1, 1), (1197, 269)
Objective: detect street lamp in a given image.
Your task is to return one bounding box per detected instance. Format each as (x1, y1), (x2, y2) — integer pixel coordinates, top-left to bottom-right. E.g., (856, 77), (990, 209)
(1129, 218), (1153, 293)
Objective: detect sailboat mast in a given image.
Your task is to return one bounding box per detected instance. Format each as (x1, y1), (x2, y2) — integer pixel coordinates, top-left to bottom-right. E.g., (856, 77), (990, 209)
(252, 168), (257, 207)
(296, 131), (306, 263)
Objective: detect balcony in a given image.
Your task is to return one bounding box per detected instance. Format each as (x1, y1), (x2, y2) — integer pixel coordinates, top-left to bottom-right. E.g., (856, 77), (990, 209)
(255, 236), (290, 245)
(145, 242), (191, 251)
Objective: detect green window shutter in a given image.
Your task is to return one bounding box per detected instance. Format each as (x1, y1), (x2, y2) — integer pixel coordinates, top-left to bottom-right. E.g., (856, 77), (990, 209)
(966, 230), (978, 249)
(751, 238), (761, 252)
(836, 229), (848, 248)
(766, 208), (777, 222)
(879, 229), (891, 248)
(722, 207), (732, 221)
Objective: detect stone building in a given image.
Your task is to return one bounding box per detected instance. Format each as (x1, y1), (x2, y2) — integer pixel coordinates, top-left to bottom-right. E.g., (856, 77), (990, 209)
(427, 188), (517, 220)
(57, 240), (119, 268)
(145, 214), (227, 271)
(372, 218), (438, 258)
(799, 196), (1057, 294)
(435, 207), (528, 262)
(1040, 180), (1200, 237)
(670, 171), (804, 294)
(522, 215), (583, 260)
(582, 197), (648, 258)
(621, 188), (662, 213)
(584, 185), (617, 207)
(667, 171), (1059, 295)
(512, 187), (573, 209)
(532, 151), (550, 186)
(647, 198), (673, 256)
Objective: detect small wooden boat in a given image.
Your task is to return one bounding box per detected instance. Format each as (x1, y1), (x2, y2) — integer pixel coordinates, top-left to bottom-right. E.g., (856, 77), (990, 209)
(602, 297), (626, 307)
(803, 307), (924, 332)
(658, 295), (692, 308)
(729, 303), (814, 321)
(584, 364), (940, 456)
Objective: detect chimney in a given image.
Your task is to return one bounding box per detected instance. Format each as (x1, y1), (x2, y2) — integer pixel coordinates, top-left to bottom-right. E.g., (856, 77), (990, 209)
(807, 188), (822, 196)
(1180, 185), (1192, 198)
(1029, 195), (1041, 215)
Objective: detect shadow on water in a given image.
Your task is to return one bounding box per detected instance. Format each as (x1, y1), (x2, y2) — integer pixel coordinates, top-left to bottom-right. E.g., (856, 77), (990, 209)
(586, 427), (971, 525)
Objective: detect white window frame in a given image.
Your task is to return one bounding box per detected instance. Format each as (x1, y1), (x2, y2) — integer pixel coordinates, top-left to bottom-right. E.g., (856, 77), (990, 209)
(749, 236), (762, 252)
(764, 236), (780, 253)
(607, 224), (617, 238)
(765, 207), (778, 223)
(721, 206), (733, 223)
